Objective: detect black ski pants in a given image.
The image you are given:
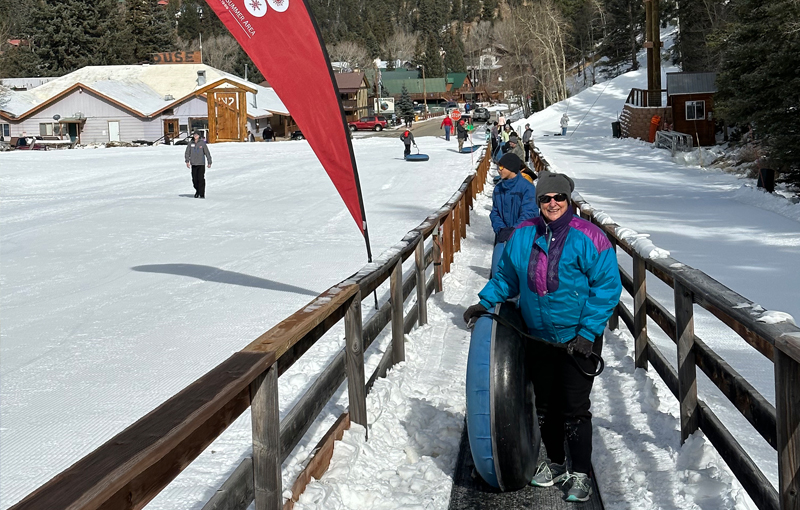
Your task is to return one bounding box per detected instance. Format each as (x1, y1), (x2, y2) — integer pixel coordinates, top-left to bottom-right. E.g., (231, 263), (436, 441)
(191, 165), (206, 196)
(527, 334), (603, 475)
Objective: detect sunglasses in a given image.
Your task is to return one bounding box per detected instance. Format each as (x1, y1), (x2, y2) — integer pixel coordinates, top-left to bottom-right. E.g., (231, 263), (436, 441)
(538, 193), (569, 204)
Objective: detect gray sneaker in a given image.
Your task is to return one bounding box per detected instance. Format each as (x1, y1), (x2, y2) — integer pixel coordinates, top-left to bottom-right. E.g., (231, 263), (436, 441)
(563, 472), (592, 502)
(530, 461), (567, 487)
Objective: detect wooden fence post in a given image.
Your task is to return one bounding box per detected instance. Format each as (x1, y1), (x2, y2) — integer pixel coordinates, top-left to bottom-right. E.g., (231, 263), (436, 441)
(775, 347), (800, 510)
(415, 236), (428, 325)
(251, 364), (281, 510)
(390, 260), (405, 365)
(433, 222), (443, 292)
(345, 292), (367, 436)
(460, 193), (468, 239)
(674, 279), (699, 443)
(608, 238), (620, 331)
(448, 210), (455, 266)
(453, 201), (462, 254)
(633, 253), (649, 370)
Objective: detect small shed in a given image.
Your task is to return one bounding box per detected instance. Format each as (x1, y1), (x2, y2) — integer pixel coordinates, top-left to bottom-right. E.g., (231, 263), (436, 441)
(666, 72), (717, 146)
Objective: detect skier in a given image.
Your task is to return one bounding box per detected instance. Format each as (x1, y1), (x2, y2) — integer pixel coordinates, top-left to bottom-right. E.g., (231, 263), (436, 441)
(400, 130), (416, 158)
(560, 113), (569, 136)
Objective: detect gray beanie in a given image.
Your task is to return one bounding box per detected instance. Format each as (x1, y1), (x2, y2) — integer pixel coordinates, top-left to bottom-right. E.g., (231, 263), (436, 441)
(535, 171), (575, 202)
(508, 134), (519, 144)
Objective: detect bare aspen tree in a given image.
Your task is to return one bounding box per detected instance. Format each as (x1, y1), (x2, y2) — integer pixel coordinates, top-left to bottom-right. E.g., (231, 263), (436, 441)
(464, 21), (497, 96)
(197, 35), (241, 75)
(381, 31), (419, 66)
(326, 41), (370, 72)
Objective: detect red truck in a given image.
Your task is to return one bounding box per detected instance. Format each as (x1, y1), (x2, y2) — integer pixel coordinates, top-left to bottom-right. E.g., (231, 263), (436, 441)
(348, 116), (389, 132)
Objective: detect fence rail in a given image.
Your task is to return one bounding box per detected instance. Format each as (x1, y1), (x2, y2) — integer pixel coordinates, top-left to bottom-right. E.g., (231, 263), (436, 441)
(525, 149), (799, 510)
(9, 146), (491, 510)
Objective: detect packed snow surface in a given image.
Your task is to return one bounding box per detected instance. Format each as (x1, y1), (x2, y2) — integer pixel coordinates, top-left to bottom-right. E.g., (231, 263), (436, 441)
(3, 32), (800, 509)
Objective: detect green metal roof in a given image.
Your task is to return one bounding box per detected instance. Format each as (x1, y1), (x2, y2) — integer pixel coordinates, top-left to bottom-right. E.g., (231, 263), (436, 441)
(380, 69), (420, 81)
(446, 73), (468, 89)
(382, 78), (448, 95)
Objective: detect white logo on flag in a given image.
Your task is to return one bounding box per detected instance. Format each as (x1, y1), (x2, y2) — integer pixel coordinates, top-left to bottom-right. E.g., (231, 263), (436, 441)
(245, 0), (267, 17)
(266, 0), (289, 12)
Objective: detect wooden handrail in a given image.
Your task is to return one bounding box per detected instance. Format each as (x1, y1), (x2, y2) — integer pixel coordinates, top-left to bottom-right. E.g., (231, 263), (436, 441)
(9, 143), (492, 510)
(531, 146), (798, 510)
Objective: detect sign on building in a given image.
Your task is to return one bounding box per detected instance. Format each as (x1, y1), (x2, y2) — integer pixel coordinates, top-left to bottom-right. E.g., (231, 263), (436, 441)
(374, 97), (395, 114)
(150, 51), (202, 64)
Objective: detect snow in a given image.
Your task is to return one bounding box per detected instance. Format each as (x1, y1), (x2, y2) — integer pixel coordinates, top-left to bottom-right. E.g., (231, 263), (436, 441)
(3, 27), (800, 510)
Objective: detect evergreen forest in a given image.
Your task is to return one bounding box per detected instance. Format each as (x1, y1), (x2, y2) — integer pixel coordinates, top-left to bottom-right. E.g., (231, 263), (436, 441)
(0, 0), (797, 180)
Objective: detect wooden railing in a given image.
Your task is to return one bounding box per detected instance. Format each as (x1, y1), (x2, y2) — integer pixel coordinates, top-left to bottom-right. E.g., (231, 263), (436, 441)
(530, 148), (800, 510)
(9, 145), (492, 510)
(625, 88), (667, 107)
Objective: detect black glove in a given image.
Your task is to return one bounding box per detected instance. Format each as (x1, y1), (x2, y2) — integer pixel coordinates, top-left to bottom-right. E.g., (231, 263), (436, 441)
(567, 335), (594, 357)
(495, 226), (515, 244)
(463, 304), (487, 325)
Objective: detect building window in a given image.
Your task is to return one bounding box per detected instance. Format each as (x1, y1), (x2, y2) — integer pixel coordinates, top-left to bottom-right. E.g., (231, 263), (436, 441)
(0, 123), (9, 138)
(40, 123), (56, 136)
(686, 100), (705, 121)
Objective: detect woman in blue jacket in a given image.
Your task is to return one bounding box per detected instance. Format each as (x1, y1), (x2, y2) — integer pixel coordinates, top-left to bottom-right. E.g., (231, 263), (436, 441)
(464, 171), (621, 502)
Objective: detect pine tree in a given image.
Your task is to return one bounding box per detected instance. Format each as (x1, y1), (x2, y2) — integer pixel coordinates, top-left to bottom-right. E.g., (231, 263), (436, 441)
(396, 85), (414, 119)
(443, 33), (467, 73)
(177, 1), (202, 41)
(420, 34), (445, 78)
(716, 0), (800, 183)
(13, 0), (130, 76)
(600, 0), (644, 74)
(481, 0), (498, 21)
(125, 0), (177, 63)
(676, 0), (728, 72)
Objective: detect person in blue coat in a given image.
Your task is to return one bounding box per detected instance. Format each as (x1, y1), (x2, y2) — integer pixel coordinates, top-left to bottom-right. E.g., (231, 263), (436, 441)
(490, 153), (538, 245)
(464, 171), (622, 502)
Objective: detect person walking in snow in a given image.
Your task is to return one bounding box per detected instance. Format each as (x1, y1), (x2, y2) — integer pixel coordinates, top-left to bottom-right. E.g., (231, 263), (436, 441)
(262, 125), (274, 142)
(522, 123), (534, 163)
(489, 153), (538, 245)
(441, 115), (454, 141)
(456, 119), (469, 152)
(400, 129), (416, 158)
(560, 113), (569, 136)
(498, 112), (506, 130)
(464, 171), (622, 503)
(185, 131), (212, 198)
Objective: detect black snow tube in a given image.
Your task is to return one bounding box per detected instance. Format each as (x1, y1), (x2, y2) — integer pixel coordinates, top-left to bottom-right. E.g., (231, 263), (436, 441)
(466, 301), (540, 491)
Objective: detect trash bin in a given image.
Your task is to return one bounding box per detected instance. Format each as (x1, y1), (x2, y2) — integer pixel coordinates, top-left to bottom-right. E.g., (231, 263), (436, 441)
(648, 115), (661, 143)
(757, 168), (775, 193)
(611, 121), (621, 138)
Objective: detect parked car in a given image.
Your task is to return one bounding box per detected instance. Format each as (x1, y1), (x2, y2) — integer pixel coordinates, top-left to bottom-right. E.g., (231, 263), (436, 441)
(348, 116), (388, 131)
(290, 130), (305, 140)
(443, 101), (458, 113)
(472, 107), (491, 123)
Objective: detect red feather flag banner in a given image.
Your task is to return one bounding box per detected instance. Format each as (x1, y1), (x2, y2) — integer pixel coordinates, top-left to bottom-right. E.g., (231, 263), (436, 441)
(204, 0), (373, 259)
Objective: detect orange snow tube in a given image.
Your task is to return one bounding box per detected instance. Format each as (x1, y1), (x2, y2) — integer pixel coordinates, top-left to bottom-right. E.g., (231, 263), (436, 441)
(649, 115), (661, 143)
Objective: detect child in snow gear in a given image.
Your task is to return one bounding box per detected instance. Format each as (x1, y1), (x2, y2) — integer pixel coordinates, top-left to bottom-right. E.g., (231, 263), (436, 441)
(185, 131), (212, 198)
(457, 120), (468, 151)
(490, 153), (538, 245)
(560, 113), (569, 136)
(400, 130), (416, 157)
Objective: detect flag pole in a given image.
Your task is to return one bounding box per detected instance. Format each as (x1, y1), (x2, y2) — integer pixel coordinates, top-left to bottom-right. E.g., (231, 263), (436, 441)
(305, 0), (378, 308)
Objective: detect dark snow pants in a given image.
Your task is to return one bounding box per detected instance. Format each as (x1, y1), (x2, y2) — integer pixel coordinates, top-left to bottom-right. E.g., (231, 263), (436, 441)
(191, 165), (206, 196)
(404, 144), (412, 157)
(527, 334), (603, 475)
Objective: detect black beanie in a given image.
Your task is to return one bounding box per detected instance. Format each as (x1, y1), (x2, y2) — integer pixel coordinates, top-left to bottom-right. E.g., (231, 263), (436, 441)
(535, 171), (575, 202)
(497, 153), (523, 173)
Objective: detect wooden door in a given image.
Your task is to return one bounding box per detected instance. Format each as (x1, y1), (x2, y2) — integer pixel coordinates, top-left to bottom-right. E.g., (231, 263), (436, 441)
(215, 93), (240, 141)
(163, 119), (178, 141)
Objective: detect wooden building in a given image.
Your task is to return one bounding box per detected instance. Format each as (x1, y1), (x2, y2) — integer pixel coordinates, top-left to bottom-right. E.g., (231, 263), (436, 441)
(0, 64), (288, 144)
(333, 72), (369, 121)
(666, 72), (717, 146)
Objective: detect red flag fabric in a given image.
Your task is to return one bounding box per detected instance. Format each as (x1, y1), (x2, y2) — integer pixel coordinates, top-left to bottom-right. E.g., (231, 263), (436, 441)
(204, 0), (367, 234)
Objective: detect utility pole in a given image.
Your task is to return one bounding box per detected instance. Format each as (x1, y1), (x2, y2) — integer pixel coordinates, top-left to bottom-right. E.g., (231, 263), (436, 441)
(421, 64), (427, 113)
(644, 0), (662, 106)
